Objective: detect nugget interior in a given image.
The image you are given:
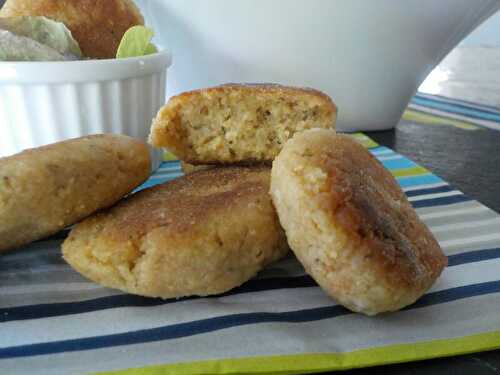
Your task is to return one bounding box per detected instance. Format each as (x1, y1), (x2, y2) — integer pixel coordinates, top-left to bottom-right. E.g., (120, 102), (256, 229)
(150, 84), (337, 164)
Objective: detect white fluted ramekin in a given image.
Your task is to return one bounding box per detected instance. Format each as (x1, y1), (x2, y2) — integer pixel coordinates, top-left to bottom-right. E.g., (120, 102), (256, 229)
(0, 51), (172, 171)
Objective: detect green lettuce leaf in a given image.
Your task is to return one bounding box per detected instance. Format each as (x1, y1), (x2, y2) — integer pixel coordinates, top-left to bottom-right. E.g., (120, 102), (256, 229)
(116, 25), (157, 59)
(0, 16), (82, 59)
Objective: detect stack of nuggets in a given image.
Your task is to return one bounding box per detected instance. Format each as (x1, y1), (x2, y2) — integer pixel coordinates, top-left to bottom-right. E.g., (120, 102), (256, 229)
(60, 83), (446, 315)
(62, 83), (338, 298)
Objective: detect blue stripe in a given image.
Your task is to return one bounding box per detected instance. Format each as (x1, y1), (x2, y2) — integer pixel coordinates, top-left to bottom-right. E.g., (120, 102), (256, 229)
(134, 174), (183, 191)
(143, 152), (447, 194)
(155, 168), (182, 175)
(149, 172), (183, 180)
(369, 146), (395, 155)
(447, 248), (500, 267)
(412, 97), (500, 123)
(0, 306), (350, 360)
(381, 158), (416, 170)
(403, 280), (500, 310)
(158, 156), (419, 171)
(1, 280), (499, 359)
(156, 163), (181, 169)
(414, 93), (500, 116)
(411, 194), (472, 209)
(0, 276), (316, 323)
(160, 160), (181, 166)
(405, 185), (453, 198)
(3, 246), (500, 324)
(156, 172), (182, 179)
(157, 160), (181, 168)
(412, 95), (500, 120)
(396, 174), (444, 188)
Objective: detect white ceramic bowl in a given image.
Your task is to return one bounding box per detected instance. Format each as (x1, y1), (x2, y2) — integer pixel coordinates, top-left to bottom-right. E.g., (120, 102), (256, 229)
(0, 51), (172, 170)
(140, 0), (500, 132)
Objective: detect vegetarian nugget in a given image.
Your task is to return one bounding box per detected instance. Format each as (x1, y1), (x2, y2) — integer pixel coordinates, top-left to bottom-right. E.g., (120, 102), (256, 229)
(0, 0), (144, 58)
(63, 166), (289, 298)
(0, 134), (150, 253)
(150, 83), (337, 165)
(270, 129), (447, 315)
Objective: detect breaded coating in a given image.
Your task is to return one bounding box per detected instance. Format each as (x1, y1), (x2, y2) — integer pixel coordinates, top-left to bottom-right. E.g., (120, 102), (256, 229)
(0, 0), (144, 58)
(0, 134), (151, 253)
(150, 84), (337, 165)
(270, 129), (447, 315)
(62, 166), (289, 298)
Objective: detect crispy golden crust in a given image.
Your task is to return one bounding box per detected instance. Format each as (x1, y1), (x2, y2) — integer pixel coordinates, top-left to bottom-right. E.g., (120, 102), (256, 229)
(0, 134), (151, 253)
(177, 83), (337, 106)
(62, 166), (289, 298)
(150, 83), (337, 164)
(270, 129), (447, 315)
(0, 0), (144, 58)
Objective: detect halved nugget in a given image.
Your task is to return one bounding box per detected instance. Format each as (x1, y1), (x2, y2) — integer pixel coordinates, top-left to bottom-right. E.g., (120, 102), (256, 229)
(150, 84), (337, 165)
(270, 129), (447, 315)
(63, 166), (289, 298)
(0, 134), (150, 253)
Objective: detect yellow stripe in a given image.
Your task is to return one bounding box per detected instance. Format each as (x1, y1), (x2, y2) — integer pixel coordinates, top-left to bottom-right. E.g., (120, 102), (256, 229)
(162, 151), (178, 161)
(348, 133), (380, 149)
(95, 330), (500, 375)
(402, 109), (480, 131)
(391, 166), (429, 178)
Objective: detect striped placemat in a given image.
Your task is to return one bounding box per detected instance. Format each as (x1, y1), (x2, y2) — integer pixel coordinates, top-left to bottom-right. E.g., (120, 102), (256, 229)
(1, 134), (499, 375)
(404, 93), (500, 131)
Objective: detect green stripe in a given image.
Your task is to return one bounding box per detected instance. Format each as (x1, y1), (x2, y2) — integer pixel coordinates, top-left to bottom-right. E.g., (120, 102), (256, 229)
(391, 166), (428, 178)
(162, 151), (178, 161)
(96, 330), (500, 375)
(349, 133), (379, 149)
(403, 109), (480, 131)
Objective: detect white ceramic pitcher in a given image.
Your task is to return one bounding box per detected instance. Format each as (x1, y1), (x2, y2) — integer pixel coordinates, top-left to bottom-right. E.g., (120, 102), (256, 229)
(140, 0), (500, 131)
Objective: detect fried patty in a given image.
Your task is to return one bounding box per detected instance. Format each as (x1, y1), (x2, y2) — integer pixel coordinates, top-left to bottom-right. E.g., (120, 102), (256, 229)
(0, 134), (151, 253)
(270, 129), (447, 315)
(62, 166), (289, 298)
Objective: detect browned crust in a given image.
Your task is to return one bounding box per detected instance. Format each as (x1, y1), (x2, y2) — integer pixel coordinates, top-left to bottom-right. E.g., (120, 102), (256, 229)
(0, 0), (144, 58)
(85, 165), (273, 239)
(62, 166), (289, 298)
(271, 130), (447, 313)
(319, 135), (447, 289)
(169, 83), (337, 112)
